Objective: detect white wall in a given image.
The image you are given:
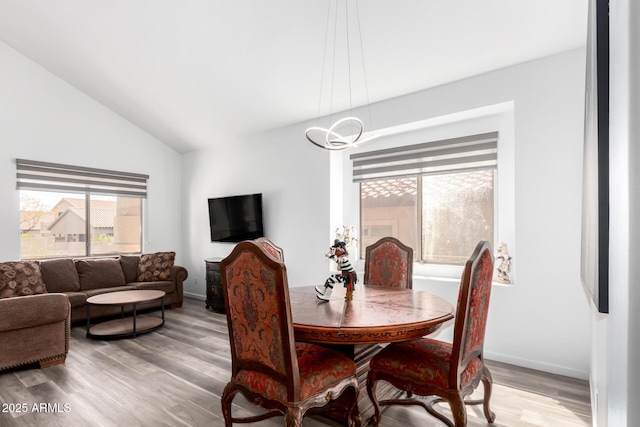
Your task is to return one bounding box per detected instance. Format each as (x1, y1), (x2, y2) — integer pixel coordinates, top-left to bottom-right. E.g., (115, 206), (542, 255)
(182, 48), (591, 380)
(594, 1), (640, 425)
(0, 41), (183, 262)
(181, 125), (332, 298)
(349, 48), (591, 379)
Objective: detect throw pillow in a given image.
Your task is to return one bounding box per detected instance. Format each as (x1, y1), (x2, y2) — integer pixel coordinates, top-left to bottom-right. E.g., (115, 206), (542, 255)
(0, 261), (47, 299)
(137, 251), (175, 282)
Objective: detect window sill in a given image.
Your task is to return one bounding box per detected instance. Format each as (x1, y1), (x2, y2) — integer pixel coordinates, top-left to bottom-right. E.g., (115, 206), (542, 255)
(354, 259), (513, 287)
(413, 273), (513, 288)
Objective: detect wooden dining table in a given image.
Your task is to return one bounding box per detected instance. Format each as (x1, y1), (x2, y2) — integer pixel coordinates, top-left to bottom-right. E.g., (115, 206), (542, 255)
(289, 284), (454, 345)
(289, 284), (455, 426)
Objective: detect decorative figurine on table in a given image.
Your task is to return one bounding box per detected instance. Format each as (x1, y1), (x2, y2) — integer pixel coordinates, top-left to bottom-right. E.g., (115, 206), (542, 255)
(495, 242), (512, 284)
(315, 239), (358, 301)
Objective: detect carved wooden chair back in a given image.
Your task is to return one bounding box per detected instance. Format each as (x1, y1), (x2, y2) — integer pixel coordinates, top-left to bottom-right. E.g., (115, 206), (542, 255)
(366, 240), (495, 427)
(364, 236), (413, 289)
(450, 240), (494, 389)
(220, 240), (359, 426)
(254, 237), (285, 262)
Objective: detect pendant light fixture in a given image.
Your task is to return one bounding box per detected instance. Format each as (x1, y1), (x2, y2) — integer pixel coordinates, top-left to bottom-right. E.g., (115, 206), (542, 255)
(305, 0), (377, 150)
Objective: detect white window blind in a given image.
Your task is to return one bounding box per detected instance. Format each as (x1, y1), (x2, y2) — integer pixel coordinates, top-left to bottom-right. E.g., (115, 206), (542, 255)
(16, 159), (148, 198)
(350, 131), (499, 182)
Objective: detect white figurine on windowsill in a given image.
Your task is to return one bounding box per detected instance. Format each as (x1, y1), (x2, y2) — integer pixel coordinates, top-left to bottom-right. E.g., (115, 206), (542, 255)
(496, 242), (512, 284)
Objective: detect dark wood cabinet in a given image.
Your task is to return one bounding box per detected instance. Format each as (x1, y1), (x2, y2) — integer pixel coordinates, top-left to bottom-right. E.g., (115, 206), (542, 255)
(205, 258), (224, 313)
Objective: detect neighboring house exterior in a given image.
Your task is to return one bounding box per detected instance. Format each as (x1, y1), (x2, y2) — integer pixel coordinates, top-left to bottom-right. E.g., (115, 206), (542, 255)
(47, 206), (115, 243)
(19, 197), (129, 258)
(46, 198), (116, 242)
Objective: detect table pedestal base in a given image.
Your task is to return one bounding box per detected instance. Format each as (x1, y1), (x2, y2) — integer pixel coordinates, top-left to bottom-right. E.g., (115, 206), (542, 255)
(313, 343), (402, 426)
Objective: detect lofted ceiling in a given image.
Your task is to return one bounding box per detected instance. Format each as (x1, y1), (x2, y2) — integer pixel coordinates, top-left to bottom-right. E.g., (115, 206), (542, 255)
(0, 1), (588, 153)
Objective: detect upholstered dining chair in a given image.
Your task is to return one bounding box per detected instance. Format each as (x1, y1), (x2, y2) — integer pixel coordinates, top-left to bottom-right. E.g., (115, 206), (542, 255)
(254, 237), (285, 262)
(366, 240), (495, 427)
(220, 240), (359, 427)
(364, 236), (413, 289)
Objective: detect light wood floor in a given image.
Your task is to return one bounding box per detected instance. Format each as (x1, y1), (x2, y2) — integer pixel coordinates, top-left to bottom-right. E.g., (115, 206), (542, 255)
(0, 297), (592, 427)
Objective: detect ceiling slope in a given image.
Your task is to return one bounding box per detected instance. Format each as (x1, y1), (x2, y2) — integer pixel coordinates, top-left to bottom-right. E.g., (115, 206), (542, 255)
(0, 1), (587, 153)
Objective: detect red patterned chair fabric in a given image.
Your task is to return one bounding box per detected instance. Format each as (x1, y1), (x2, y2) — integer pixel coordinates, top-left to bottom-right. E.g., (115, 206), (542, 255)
(220, 241), (359, 427)
(364, 237), (413, 289)
(366, 240), (496, 427)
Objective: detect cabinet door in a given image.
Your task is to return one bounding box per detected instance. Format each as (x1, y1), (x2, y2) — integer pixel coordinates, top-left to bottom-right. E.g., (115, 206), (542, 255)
(205, 261), (224, 312)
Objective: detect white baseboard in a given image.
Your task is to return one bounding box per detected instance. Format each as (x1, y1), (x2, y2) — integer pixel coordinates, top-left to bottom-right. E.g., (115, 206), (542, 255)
(485, 350), (589, 380)
(184, 292), (206, 301)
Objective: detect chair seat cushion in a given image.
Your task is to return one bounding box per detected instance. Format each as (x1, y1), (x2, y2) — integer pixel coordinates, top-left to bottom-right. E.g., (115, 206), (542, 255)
(235, 342), (356, 402)
(370, 338), (482, 390)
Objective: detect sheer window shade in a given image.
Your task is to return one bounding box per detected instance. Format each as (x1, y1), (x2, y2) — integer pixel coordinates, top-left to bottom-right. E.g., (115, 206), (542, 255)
(16, 159), (148, 198)
(350, 131), (499, 182)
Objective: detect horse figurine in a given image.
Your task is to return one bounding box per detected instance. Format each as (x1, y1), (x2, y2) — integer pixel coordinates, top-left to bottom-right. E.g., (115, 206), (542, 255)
(315, 240), (358, 301)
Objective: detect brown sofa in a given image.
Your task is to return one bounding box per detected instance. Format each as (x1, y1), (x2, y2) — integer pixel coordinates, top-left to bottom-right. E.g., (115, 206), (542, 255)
(0, 253), (188, 371)
(0, 293), (70, 371)
(38, 253), (188, 323)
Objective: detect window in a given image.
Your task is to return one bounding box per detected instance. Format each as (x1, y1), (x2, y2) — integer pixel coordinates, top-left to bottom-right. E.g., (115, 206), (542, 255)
(353, 132), (497, 265)
(17, 159), (147, 259)
(360, 178), (418, 258)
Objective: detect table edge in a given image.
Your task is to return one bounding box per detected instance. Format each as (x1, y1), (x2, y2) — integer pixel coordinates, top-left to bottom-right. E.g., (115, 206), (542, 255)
(86, 290), (166, 305)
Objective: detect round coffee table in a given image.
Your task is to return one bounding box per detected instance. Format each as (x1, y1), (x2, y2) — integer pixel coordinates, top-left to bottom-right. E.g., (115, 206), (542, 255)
(86, 290), (166, 339)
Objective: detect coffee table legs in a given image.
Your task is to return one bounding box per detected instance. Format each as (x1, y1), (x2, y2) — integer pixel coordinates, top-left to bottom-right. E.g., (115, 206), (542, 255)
(86, 296), (165, 339)
(131, 297), (166, 338)
(86, 304), (91, 338)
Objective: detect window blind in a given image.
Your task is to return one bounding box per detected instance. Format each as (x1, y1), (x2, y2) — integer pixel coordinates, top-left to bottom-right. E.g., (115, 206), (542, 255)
(350, 131), (498, 182)
(16, 159), (149, 198)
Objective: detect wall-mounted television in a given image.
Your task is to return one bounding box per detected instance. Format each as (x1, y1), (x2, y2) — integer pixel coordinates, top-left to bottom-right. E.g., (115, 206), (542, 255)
(208, 193), (264, 242)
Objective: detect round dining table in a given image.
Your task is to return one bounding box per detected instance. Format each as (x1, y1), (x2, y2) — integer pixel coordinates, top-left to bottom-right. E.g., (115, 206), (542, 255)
(289, 284), (455, 426)
(289, 284), (455, 345)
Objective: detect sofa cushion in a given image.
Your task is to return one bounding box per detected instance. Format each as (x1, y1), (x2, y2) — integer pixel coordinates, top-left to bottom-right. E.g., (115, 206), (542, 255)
(39, 258), (81, 293)
(76, 258), (126, 290)
(0, 261), (47, 299)
(133, 281), (174, 294)
(82, 285), (137, 298)
(137, 252), (175, 282)
(119, 255), (140, 284)
(63, 291), (88, 308)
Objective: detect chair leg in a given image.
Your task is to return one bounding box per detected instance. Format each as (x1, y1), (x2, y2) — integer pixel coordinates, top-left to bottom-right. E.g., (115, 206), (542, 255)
(423, 398), (455, 427)
(366, 373), (382, 426)
(448, 393), (468, 427)
(346, 385), (360, 427)
(221, 383), (235, 427)
(285, 407), (302, 427)
(482, 366), (496, 423)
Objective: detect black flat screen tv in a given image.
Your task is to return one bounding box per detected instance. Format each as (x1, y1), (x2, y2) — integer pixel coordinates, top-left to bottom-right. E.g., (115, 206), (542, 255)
(208, 193), (264, 242)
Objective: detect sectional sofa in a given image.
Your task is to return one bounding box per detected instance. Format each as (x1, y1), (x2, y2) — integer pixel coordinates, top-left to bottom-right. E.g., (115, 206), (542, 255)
(38, 253), (187, 323)
(0, 252), (188, 371)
